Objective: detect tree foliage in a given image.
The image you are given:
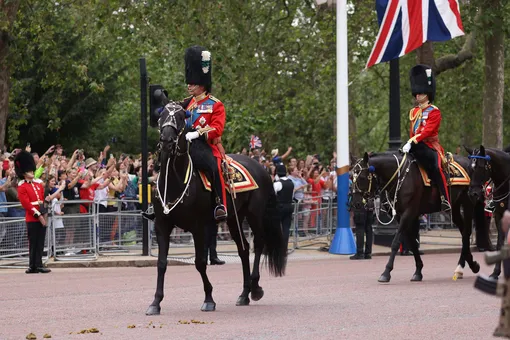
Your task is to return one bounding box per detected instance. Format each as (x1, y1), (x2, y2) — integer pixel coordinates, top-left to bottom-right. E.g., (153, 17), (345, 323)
(1, 0), (509, 159)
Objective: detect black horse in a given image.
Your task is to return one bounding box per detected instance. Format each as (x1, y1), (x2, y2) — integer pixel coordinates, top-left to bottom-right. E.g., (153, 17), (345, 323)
(351, 151), (490, 283)
(467, 145), (510, 280)
(146, 101), (287, 315)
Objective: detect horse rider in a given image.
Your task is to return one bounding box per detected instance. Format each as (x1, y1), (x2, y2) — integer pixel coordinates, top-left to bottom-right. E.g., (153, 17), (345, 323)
(143, 45), (228, 223)
(402, 64), (450, 212)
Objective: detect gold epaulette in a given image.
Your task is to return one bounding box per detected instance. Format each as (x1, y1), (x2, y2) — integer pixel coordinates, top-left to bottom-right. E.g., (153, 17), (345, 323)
(208, 95), (221, 103)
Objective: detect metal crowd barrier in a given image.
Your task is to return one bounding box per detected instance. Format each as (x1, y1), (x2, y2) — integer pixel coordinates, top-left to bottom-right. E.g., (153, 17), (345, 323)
(0, 202), (51, 268)
(148, 194), (337, 257)
(2, 194), (484, 266)
(52, 199), (96, 261)
(96, 199), (144, 256)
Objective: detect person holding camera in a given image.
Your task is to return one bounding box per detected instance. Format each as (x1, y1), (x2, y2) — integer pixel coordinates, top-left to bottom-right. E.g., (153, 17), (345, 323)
(0, 166), (13, 218)
(16, 151), (51, 273)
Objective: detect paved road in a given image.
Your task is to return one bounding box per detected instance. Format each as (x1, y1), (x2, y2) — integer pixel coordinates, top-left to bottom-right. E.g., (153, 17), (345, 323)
(0, 253), (502, 340)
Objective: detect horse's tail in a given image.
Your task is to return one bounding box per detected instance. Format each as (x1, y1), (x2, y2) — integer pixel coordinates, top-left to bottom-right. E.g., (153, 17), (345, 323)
(262, 190), (287, 277)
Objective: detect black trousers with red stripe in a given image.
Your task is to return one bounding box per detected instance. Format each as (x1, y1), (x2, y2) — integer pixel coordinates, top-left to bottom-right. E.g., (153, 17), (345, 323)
(27, 221), (47, 269)
(410, 141), (449, 201)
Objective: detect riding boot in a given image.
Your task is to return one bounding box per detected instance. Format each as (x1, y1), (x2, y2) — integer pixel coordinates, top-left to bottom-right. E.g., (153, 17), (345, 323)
(211, 168), (227, 222)
(432, 169), (451, 212)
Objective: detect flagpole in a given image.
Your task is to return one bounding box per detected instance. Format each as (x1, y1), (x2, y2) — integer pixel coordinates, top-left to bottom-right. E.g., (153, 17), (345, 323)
(329, 0), (356, 255)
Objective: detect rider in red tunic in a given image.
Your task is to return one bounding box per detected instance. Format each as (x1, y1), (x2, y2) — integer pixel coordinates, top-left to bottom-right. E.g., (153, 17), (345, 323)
(402, 64), (450, 212)
(182, 46), (227, 222)
(141, 46), (228, 224)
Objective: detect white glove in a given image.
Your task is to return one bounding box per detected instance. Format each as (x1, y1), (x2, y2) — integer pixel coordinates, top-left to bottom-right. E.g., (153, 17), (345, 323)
(402, 142), (412, 153)
(185, 131), (200, 142)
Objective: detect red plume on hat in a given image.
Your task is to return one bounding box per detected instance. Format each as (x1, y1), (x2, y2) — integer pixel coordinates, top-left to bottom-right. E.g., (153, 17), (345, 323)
(14, 151), (36, 178)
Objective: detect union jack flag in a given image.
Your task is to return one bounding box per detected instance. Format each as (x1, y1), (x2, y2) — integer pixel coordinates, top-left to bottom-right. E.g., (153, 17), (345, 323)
(249, 135), (262, 149)
(366, 0), (465, 69)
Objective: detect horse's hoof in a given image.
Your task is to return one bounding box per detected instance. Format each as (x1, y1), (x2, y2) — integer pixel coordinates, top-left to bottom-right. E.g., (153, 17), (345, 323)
(146, 305), (161, 316)
(453, 272), (463, 281)
(411, 274), (423, 282)
(201, 301), (216, 312)
(378, 274), (391, 283)
(470, 261), (480, 274)
(251, 287), (264, 301)
(236, 296), (250, 306)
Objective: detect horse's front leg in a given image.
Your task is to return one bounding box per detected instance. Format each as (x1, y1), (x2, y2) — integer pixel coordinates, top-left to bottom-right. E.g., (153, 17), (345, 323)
(146, 227), (171, 315)
(378, 227), (402, 283)
(194, 224), (216, 312)
(491, 213), (504, 280)
(408, 218), (424, 282)
(452, 201), (477, 280)
(229, 215), (252, 306)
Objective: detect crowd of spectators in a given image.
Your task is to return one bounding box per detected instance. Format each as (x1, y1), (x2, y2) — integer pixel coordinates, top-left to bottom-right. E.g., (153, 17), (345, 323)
(243, 146), (338, 237)
(0, 142), (337, 248)
(0, 144), (158, 252)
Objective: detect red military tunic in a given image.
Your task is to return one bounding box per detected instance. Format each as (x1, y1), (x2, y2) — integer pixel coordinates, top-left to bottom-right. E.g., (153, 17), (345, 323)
(185, 92), (228, 208)
(17, 179), (45, 222)
(409, 104), (445, 158)
(185, 93), (226, 159)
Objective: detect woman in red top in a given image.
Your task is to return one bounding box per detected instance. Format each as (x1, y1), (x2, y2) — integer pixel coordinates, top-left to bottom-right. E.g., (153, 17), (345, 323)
(307, 168), (328, 229)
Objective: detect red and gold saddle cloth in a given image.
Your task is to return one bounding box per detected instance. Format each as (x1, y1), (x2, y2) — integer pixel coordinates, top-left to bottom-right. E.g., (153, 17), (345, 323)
(199, 156), (259, 193)
(419, 159), (470, 187)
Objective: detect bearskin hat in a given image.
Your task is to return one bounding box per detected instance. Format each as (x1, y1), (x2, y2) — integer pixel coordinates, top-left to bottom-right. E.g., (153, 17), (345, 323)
(14, 151), (36, 179)
(185, 45), (212, 93)
(275, 164), (287, 177)
(409, 64), (436, 103)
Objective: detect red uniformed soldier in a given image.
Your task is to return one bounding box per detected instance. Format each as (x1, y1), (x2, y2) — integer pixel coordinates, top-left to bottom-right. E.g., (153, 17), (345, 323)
(402, 64), (450, 212)
(15, 151), (51, 273)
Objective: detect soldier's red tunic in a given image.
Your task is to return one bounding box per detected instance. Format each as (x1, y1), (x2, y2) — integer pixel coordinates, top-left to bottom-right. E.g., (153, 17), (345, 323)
(409, 103), (449, 201)
(185, 93), (226, 159)
(17, 179), (45, 222)
(409, 104), (445, 157)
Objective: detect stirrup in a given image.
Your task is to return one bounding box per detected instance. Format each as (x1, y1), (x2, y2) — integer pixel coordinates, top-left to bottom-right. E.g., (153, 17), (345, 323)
(440, 198), (451, 212)
(141, 206), (156, 221)
(214, 204), (227, 221)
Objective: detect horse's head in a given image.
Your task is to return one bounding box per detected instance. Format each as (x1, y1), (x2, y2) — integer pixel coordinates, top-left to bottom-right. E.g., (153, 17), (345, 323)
(158, 101), (188, 156)
(467, 145), (491, 202)
(350, 152), (377, 211)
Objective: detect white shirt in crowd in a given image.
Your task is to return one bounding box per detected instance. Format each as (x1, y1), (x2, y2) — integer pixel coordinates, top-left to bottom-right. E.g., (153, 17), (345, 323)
(273, 176), (288, 194)
(50, 198), (64, 229)
(94, 178), (109, 207)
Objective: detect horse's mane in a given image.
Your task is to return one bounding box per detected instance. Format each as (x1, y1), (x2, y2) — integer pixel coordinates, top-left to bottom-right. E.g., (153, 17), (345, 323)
(368, 151), (403, 160)
(504, 145), (510, 153)
(485, 147), (510, 160)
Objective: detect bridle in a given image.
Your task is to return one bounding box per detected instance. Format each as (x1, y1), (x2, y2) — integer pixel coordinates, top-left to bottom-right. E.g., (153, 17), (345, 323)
(350, 153), (414, 225)
(156, 102), (194, 214)
(158, 102), (187, 156)
(469, 150), (510, 206)
(350, 160), (378, 210)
